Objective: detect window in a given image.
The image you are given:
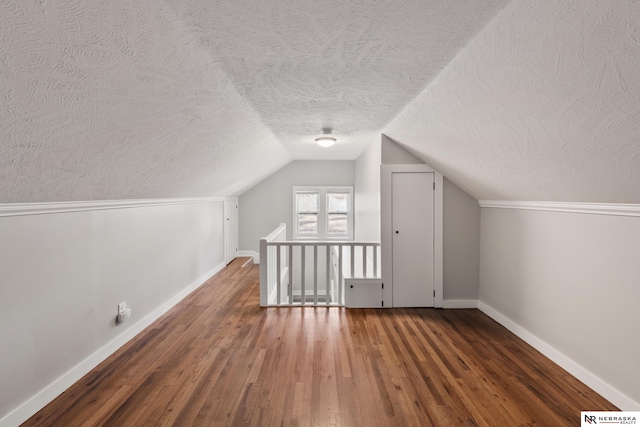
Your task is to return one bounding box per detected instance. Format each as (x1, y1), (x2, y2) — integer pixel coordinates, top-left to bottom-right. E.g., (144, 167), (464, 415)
(295, 191), (318, 235)
(293, 186), (353, 239)
(327, 191), (349, 235)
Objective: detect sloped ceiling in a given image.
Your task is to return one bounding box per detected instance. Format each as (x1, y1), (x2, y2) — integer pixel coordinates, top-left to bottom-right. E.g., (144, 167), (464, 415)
(3, 0), (638, 204)
(0, 0), (508, 203)
(163, 0), (510, 160)
(384, 0), (640, 204)
(0, 1), (291, 202)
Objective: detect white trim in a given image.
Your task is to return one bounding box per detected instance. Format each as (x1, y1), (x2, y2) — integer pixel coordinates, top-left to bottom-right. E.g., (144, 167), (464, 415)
(434, 173), (444, 308)
(478, 301), (640, 411)
(224, 198), (239, 264)
(381, 164), (443, 308)
(263, 223), (287, 242)
(442, 299), (478, 309)
(0, 197), (225, 217)
(0, 262), (226, 427)
(479, 200), (640, 217)
(238, 250), (260, 264)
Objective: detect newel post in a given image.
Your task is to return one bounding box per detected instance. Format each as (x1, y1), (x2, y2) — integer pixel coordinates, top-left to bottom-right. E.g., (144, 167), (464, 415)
(259, 238), (268, 307)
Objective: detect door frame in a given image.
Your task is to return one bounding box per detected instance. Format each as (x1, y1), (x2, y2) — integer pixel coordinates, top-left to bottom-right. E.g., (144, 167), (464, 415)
(224, 198), (238, 264)
(381, 164), (443, 308)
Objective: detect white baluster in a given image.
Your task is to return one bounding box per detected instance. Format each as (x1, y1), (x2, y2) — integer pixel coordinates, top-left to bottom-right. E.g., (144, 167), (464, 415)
(276, 245), (281, 305)
(373, 245), (378, 278)
(362, 245), (367, 278)
(288, 244), (293, 305)
(313, 245), (318, 305)
(350, 245), (355, 279)
(326, 245), (330, 306)
(301, 245), (306, 305)
(339, 245), (343, 306)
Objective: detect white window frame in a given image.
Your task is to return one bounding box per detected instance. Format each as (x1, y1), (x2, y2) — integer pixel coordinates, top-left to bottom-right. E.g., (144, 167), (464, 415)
(293, 186), (354, 240)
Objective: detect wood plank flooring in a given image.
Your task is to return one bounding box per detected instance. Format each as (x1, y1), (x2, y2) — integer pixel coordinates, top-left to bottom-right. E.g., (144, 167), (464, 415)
(23, 258), (617, 426)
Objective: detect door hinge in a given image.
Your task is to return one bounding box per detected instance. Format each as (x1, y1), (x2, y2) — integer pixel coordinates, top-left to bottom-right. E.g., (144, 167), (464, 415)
(381, 283), (384, 289)
(433, 182), (435, 190)
(381, 300), (384, 307)
(433, 290), (435, 297)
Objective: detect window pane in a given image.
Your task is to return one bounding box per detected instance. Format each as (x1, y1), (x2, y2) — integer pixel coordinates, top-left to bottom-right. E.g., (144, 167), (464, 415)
(327, 193), (348, 212)
(328, 213), (347, 234)
(298, 213), (318, 234)
(297, 193), (317, 212)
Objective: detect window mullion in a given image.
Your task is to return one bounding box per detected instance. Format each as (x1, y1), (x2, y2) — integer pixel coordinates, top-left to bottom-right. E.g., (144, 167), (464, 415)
(319, 189), (327, 239)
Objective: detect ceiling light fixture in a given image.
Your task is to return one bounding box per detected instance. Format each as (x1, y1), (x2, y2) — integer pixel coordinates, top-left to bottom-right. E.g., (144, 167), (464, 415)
(315, 128), (337, 148)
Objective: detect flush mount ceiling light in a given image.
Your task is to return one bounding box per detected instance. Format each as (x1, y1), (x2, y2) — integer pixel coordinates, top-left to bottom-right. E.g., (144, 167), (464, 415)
(315, 128), (337, 148)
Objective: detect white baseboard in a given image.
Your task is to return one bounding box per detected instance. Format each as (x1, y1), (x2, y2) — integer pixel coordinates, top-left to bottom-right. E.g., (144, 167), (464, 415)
(478, 301), (640, 411)
(238, 250), (259, 264)
(442, 299), (478, 309)
(0, 262), (226, 427)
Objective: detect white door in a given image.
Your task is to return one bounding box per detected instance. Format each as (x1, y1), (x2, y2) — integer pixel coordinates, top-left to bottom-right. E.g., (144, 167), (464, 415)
(392, 172), (434, 307)
(224, 199), (238, 264)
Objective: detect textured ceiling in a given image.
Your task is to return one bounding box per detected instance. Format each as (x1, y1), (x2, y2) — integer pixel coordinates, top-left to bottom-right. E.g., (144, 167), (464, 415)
(384, 0), (640, 203)
(0, 0), (508, 202)
(3, 0), (638, 204)
(0, 0), (291, 202)
(165, 0), (510, 160)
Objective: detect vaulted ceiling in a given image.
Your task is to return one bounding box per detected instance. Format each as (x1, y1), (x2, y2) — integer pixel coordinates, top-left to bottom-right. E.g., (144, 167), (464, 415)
(2, 0), (639, 203)
(384, 0), (640, 203)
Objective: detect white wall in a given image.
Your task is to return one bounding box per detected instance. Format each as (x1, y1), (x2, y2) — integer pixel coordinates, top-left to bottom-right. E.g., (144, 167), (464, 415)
(443, 179), (480, 302)
(354, 138), (381, 242)
(0, 201), (225, 425)
(479, 207), (640, 409)
(238, 161), (355, 254)
(381, 134), (424, 165)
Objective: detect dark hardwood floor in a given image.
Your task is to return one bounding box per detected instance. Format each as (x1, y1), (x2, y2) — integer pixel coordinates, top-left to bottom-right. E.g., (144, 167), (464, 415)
(23, 257), (616, 426)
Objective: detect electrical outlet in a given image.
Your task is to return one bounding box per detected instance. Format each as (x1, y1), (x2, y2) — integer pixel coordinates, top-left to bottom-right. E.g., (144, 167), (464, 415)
(117, 308), (132, 324)
(117, 302), (131, 324)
